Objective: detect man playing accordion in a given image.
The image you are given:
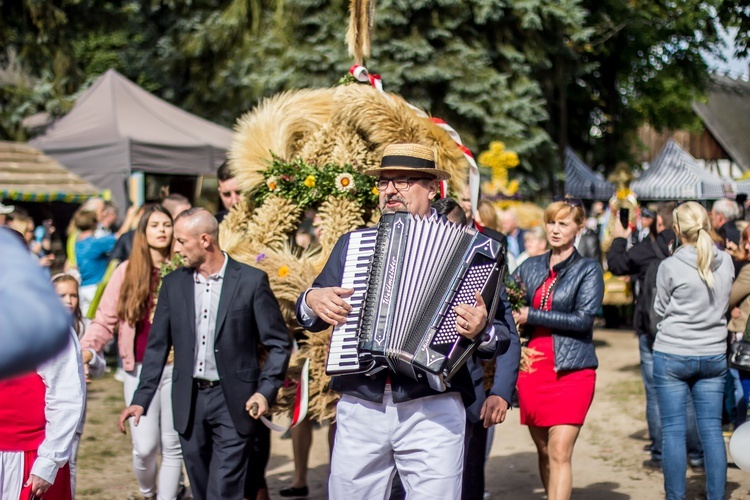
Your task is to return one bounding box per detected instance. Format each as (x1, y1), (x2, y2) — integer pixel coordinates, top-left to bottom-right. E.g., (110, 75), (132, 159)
(296, 143), (518, 499)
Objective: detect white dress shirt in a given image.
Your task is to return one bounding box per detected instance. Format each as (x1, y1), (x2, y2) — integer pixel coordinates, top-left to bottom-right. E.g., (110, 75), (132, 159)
(193, 253), (229, 381)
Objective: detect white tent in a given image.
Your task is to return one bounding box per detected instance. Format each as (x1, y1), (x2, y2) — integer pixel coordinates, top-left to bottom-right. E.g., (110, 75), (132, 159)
(631, 139), (732, 200)
(563, 147), (614, 200)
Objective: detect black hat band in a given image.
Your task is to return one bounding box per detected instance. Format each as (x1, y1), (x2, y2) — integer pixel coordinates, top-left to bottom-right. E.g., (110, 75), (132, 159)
(380, 155), (436, 170)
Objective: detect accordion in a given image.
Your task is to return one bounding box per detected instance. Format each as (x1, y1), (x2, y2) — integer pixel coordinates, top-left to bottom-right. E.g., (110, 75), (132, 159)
(326, 212), (506, 392)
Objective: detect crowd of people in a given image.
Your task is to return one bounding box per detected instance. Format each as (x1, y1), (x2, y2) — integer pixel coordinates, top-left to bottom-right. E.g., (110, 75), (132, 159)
(0, 146), (747, 500)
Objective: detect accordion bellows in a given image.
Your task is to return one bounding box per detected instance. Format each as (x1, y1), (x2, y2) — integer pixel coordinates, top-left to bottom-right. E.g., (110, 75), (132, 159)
(327, 212), (507, 391)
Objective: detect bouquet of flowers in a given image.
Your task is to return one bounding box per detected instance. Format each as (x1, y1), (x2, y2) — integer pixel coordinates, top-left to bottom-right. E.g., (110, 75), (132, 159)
(505, 275), (543, 373)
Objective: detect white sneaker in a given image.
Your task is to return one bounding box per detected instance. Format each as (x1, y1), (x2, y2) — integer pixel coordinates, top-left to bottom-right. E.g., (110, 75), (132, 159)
(113, 367), (126, 383)
(483, 490), (491, 500)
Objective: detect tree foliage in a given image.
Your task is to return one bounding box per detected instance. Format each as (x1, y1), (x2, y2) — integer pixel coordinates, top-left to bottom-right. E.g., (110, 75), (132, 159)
(0, 0), (740, 192)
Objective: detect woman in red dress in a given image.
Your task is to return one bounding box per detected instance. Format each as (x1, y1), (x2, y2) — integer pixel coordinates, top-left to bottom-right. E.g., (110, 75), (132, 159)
(511, 198), (604, 500)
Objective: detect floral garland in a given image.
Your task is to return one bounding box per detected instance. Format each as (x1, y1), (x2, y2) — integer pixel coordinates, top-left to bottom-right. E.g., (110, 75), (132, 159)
(255, 156), (379, 212)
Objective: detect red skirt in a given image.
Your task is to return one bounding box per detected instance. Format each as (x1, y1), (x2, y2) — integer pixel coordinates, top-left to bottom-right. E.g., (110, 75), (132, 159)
(517, 331), (595, 427)
(19, 450), (72, 500)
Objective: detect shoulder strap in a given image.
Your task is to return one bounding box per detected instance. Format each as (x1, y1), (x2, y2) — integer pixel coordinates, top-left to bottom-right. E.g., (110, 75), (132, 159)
(650, 238), (666, 260)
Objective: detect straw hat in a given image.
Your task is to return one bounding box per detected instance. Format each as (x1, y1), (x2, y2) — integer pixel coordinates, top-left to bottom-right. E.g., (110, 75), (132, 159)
(364, 143), (451, 181)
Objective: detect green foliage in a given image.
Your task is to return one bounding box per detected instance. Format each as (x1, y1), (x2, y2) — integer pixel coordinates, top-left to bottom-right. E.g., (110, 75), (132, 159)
(0, 0), (739, 195)
(551, 0), (724, 169)
(255, 157), (378, 211)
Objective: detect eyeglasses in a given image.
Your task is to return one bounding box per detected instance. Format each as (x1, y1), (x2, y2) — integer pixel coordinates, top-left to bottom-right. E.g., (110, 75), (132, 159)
(377, 177), (433, 191)
(552, 196), (583, 208)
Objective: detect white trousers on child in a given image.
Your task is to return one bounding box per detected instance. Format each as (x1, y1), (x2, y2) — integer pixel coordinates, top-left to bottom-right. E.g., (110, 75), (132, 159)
(123, 364), (182, 500)
(329, 387), (466, 500)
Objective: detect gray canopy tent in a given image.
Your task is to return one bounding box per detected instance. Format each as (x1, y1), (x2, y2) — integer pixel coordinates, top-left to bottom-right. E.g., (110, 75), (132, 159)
(30, 69), (232, 212)
(563, 147), (615, 200)
(631, 139), (732, 200)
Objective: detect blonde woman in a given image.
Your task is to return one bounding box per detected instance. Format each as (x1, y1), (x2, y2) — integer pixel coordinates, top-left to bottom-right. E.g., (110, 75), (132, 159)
(516, 226), (547, 268)
(512, 198), (604, 500)
(474, 199), (499, 231)
(653, 201), (733, 500)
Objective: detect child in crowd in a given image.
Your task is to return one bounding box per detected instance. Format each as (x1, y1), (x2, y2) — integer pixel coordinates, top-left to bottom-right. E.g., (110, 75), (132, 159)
(52, 273), (103, 498)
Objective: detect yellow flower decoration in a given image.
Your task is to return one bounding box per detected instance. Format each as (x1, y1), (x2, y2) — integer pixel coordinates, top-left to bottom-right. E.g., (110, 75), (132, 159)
(304, 175), (316, 188)
(478, 140), (521, 197)
(616, 188), (633, 200)
(478, 141), (519, 171)
(372, 186), (379, 196)
(278, 265), (290, 278)
(266, 176), (278, 191)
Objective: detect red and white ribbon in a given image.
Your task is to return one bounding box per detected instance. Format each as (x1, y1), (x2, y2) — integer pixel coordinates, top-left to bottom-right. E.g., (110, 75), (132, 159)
(348, 65), (479, 212)
(350, 64), (383, 91)
(261, 344), (310, 432)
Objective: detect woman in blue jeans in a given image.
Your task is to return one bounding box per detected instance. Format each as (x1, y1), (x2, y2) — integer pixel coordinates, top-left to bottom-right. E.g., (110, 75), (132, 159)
(653, 201), (734, 500)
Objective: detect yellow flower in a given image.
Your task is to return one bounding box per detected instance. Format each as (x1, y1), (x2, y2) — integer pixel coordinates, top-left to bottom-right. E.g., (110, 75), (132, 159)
(266, 176), (278, 191)
(616, 188), (632, 200)
(372, 186), (379, 196)
(335, 173), (355, 191)
(303, 175), (316, 188)
(501, 151), (520, 169)
(278, 265), (290, 278)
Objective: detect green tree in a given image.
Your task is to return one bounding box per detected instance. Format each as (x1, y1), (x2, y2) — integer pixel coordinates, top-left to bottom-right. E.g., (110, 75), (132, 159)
(545, 0), (724, 172)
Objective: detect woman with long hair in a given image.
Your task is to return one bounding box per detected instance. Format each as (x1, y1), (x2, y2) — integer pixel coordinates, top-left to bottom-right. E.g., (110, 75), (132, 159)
(653, 201), (733, 500)
(511, 198), (604, 500)
(80, 204), (182, 500)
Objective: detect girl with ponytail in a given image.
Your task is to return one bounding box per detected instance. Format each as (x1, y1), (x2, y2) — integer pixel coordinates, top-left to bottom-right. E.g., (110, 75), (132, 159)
(652, 201), (734, 500)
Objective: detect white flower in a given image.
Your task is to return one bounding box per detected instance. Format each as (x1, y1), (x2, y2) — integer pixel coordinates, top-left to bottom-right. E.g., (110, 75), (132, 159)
(335, 173), (355, 191)
(266, 176), (278, 191)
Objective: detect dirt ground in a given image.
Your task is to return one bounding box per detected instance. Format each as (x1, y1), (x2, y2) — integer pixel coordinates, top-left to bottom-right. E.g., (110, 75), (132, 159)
(76, 329), (750, 499)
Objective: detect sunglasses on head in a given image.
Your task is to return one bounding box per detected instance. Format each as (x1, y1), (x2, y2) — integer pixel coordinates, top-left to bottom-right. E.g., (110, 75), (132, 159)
(552, 196), (583, 208)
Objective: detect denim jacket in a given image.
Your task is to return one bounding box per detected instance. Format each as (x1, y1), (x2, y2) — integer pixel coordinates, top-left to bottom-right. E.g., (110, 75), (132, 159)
(512, 249), (604, 371)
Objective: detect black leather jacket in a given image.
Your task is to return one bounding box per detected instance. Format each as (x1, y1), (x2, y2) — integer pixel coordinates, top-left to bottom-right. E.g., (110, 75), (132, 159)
(512, 249), (604, 371)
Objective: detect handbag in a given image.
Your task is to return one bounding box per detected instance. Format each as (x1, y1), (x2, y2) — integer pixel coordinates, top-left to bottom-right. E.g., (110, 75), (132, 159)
(730, 340), (750, 371)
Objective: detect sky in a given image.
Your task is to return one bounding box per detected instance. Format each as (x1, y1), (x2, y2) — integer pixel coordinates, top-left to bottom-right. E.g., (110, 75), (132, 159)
(704, 27), (749, 78)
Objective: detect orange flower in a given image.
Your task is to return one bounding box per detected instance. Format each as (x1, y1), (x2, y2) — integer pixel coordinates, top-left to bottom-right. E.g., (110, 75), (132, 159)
(278, 265), (290, 278)
(372, 186), (379, 196)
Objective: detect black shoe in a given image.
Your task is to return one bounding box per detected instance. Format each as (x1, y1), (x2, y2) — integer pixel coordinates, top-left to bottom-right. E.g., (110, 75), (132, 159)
(643, 458), (662, 471)
(642, 443), (653, 454)
(280, 486), (309, 498)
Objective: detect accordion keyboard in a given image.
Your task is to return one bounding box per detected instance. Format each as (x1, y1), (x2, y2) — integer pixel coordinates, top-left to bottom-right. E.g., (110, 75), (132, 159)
(325, 228), (378, 374)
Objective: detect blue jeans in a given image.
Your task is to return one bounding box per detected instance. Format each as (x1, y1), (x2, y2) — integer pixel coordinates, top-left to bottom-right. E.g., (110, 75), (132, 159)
(639, 334), (703, 462)
(654, 351), (727, 500)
